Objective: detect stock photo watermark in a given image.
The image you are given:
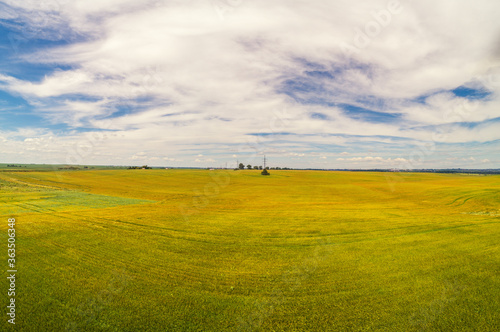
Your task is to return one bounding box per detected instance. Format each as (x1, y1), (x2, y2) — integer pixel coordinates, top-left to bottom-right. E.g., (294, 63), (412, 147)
(384, 67), (499, 191)
(65, 268), (131, 331)
(237, 237), (336, 331)
(6, 218), (17, 325)
(212, 0), (244, 21)
(178, 105), (293, 222)
(7, 0), (70, 55)
(65, 65), (165, 166)
(409, 279), (465, 331)
(178, 170), (231, 222)
(340, 0), (403, 56)
(237, 106), (293, 159)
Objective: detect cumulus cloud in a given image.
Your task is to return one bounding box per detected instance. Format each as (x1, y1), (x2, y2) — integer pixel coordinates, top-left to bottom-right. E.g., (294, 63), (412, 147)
(334, 156), (414, 168)
(0, 0), (499, 167)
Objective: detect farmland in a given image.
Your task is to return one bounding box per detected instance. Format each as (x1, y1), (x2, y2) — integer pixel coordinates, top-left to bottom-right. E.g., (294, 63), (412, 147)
(0, 169), (499, 331)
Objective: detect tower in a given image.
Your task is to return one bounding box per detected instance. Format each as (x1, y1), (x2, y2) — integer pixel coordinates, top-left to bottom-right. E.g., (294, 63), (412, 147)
(261, 155), (270, 175)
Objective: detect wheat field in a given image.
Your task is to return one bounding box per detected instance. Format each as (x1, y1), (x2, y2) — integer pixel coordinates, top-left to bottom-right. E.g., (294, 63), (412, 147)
(0, 169), (499, 331)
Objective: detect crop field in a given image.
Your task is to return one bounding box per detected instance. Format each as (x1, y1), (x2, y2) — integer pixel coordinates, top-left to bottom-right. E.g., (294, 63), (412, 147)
(0, 169), (499, 331)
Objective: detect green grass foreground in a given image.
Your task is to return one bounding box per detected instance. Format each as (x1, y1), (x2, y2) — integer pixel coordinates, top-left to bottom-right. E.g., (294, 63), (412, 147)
(0, 169), (499, 331)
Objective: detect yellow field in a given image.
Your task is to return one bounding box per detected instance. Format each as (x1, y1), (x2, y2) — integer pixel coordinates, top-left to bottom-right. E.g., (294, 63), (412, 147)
(0, 169), (499, 331)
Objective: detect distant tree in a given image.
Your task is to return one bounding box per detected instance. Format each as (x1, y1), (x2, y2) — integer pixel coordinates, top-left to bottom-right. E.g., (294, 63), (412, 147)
(247, 165), (252, 169)
(261, 169), (270, 176)
(258, 166), (262, 170)
(253, 166), (259, 170)
(265, 167), (269, 170)
(239, 163), (244, 170)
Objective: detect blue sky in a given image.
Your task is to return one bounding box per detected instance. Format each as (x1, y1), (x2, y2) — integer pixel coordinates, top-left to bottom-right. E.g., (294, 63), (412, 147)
(0, 0), (499, 168)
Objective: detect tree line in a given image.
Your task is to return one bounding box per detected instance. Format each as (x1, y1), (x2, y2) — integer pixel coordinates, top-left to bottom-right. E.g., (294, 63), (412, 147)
(237, 163), (289, 170)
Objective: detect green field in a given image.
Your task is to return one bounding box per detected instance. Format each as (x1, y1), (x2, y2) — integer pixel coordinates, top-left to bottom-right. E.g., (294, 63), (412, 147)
(1, 169), (499, 331)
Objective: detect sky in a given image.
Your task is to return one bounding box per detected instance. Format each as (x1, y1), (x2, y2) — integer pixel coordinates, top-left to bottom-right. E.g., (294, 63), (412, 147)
(0, 0), (499, 169)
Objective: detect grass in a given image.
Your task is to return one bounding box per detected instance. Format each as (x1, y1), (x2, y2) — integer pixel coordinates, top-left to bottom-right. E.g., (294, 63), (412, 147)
(0, 169), (499, 331)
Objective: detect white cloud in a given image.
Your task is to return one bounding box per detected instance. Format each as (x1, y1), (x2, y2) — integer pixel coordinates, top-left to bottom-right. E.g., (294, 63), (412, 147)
(1, 0), (500, 167)
(335, 156), (410, 166)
